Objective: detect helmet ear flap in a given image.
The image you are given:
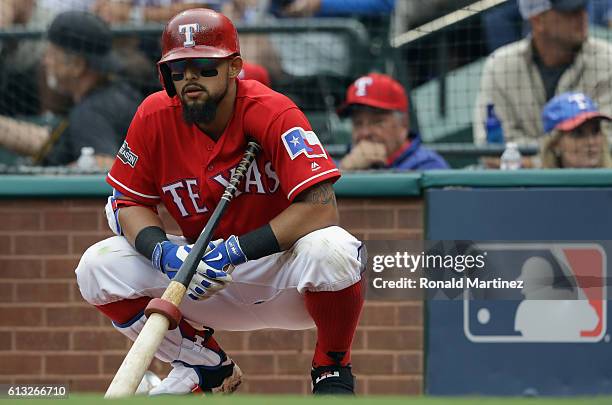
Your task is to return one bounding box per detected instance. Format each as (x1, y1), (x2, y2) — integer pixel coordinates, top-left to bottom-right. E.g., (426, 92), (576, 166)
(159, 63), (177, 97)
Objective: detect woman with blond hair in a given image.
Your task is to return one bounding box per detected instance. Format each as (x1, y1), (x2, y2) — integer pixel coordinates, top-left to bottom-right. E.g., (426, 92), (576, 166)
(540, 92), (612, 168)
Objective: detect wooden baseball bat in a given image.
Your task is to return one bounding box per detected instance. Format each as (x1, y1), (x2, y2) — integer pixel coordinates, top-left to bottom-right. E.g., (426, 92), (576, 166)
(105, 141), (261, 398)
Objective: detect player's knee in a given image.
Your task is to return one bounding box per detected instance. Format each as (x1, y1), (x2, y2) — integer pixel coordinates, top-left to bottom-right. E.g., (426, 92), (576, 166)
(75, 237), (127, 304)
(293, 226), (364, 292)
(294, 226), (358, 263)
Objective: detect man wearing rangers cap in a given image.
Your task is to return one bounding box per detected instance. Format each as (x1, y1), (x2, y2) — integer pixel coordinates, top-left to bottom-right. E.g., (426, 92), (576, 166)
(75, 8), (365, 395)
(338, 73), (448, 171)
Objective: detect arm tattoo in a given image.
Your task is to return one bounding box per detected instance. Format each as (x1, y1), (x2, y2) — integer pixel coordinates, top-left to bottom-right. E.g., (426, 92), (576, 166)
(296, 182), (337, 206)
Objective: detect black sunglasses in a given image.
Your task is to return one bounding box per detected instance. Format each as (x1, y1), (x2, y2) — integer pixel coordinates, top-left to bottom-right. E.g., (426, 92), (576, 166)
(168, 58), (221, 81)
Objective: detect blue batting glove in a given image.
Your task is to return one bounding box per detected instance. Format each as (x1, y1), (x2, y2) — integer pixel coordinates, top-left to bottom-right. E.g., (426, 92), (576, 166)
(187, 236), (247, 301)
(203, 235), (248, 272)
(151, 241), (218, 279)
(152, 241), (183, 279)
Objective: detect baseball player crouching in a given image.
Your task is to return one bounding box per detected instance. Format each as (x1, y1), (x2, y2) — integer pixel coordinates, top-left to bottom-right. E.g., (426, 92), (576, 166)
(75, 9), (365, 395)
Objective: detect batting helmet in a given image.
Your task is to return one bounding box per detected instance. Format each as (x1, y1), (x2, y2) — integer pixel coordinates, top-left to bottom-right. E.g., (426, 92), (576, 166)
(157, 8), (240, 97)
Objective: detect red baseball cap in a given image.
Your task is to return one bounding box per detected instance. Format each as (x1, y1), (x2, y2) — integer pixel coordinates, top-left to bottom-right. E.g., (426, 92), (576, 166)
(338, 73), (408, 117)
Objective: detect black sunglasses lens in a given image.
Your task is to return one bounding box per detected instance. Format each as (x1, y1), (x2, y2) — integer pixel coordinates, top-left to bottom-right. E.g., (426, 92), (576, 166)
(168, 60), (186, 74)
(171, 72), (184, 81)
(168, 58), (221, 80)
(201, 69), (218, 77)
(193, 58), (220, 77)
(192, 58), (217, 69)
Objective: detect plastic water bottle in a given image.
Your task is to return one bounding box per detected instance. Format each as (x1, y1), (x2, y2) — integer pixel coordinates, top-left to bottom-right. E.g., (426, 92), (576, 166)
(485, 104), (504, 144)
(500, 142), (522, 170)
(76, 146), (98, 172)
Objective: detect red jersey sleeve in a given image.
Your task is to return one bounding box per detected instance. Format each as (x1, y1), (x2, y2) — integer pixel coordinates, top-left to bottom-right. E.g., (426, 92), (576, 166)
(106, 105), (160, 205)
(255, 107), (340, 201)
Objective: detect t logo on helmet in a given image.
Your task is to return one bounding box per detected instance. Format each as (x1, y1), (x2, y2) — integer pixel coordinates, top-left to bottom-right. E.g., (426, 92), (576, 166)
(179, 23), (199, 47)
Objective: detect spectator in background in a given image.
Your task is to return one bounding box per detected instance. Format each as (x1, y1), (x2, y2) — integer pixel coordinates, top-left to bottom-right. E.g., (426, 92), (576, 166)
(338, 73), (449, 171)
(483, 1), (612, 54)
(0, 11), (141, 168)
(540, 92), (612, 168)
(473, 0), (612, 146)
(0, 0), (99, 117)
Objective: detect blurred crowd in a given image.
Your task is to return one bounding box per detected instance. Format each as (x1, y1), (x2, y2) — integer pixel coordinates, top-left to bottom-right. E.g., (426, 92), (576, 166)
(0, 0), (611, 171)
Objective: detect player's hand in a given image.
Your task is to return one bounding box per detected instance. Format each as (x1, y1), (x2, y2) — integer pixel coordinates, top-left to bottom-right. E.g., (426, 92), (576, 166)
(187, 236), (248, 301)
(152, 241), (189, 278)
(339, 140), (387, 170)
(151, 240), (222, 279)
(152, 240), (234, 300)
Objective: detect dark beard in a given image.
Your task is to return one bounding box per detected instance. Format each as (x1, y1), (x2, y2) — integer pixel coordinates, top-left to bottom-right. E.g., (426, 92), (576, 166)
(181, 82), (228, 125)
(182, 99), (218, 125)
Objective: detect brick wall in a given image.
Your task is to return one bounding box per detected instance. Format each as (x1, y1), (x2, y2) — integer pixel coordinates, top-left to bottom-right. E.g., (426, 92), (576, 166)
(0, 197), (423, 394)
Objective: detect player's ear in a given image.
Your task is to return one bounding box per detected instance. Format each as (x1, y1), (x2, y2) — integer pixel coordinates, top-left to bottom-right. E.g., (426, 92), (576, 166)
(228, 56), (243, 79)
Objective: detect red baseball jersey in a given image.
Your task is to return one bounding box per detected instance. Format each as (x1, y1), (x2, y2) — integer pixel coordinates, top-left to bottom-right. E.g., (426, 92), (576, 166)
(107, 79), (340, 241)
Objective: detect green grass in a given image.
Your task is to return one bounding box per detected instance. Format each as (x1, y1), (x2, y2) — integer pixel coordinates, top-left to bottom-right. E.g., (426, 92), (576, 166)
(2, 395), (612, 405)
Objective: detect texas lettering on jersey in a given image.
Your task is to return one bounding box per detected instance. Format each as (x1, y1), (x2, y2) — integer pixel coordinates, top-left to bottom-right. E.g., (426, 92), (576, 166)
(107, 79), (340, 240)
(161, 159), (280, 218)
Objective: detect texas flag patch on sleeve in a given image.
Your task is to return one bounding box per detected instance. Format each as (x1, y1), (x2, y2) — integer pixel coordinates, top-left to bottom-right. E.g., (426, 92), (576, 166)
(281, 127), (328, 160)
